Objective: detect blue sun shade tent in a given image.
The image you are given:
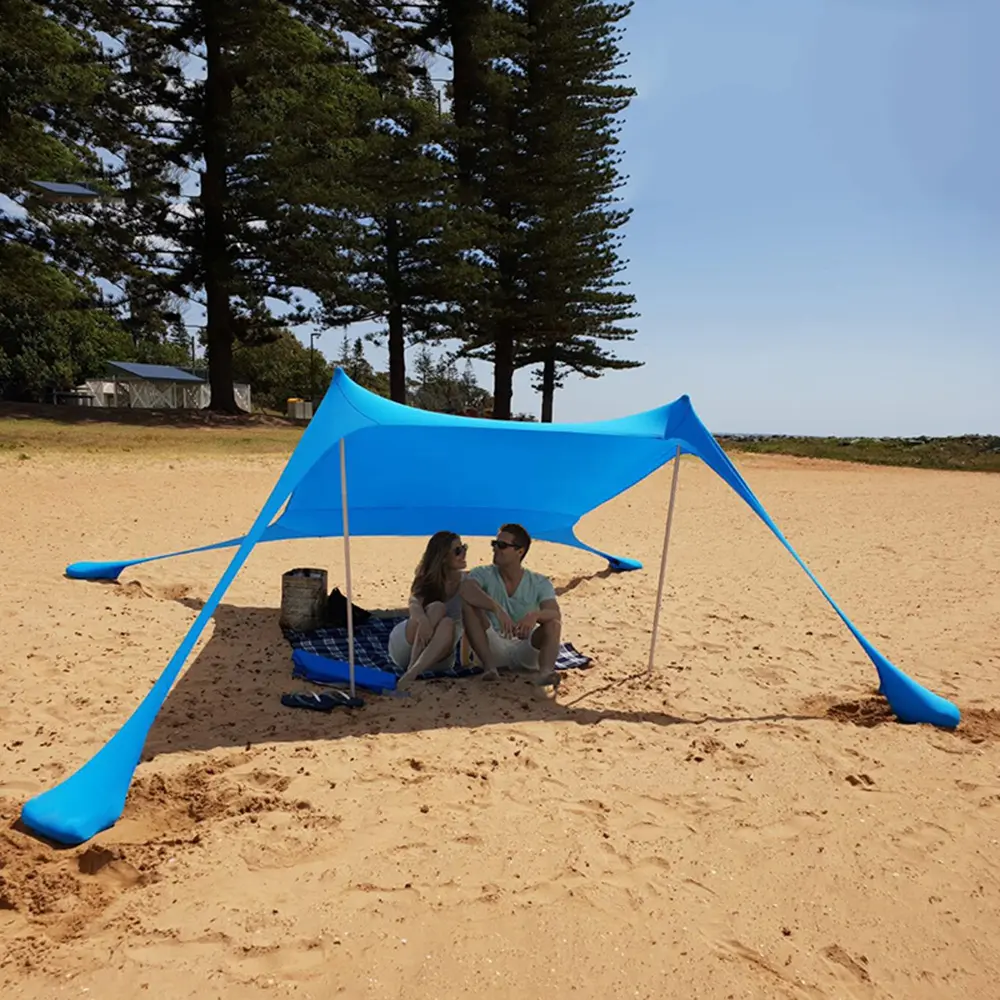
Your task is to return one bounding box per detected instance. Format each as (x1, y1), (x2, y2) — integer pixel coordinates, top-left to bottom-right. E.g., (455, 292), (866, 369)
(22, 369), (960, 847)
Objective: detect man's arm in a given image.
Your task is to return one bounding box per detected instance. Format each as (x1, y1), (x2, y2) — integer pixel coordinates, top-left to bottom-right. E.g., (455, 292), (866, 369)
(527, 573), (560, 624)
(514, 597), (561, 637)
(461, 577), (515, 634)
(535, 598), (561, 624)
(460, 577), (498, 611)
(522, 597), (560, 625)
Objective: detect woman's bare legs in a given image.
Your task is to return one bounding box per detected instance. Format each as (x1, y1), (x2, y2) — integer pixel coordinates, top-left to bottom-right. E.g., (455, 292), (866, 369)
(397, 613), (456, 690)
(404, 602), (445, 672)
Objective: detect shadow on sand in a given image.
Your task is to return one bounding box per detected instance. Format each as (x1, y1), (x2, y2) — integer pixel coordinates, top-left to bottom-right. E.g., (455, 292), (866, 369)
(141, 592), (826, 762)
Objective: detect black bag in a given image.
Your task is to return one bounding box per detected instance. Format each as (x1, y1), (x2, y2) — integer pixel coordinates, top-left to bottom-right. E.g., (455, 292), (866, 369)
(325, 587), (372, 628)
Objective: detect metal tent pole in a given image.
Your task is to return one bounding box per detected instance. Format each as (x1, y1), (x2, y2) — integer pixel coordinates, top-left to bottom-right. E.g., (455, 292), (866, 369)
(339, 437), (356, 698)
(647, 444), (683, 675)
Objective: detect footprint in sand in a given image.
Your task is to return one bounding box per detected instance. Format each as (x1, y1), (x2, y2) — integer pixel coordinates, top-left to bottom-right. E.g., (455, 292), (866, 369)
(734, 809), (829, 844)
(699, 641), (729, 655)
(77, 845), (144, 886)
(236, 769), (293, 794)
(623, 817), (691, 846)
(821, 943), (873, 989)
(0, 830), (147, 946)
(845, 773), (876, 790)
(238, 831), (327, 872)
(227, 937), (332, 981)
(750, 665), (789, 687)
(0, 779), (42, 797)
(117, 580), (155, 600)
(891, 821), (954, 863)
(714, 939), (826, 997)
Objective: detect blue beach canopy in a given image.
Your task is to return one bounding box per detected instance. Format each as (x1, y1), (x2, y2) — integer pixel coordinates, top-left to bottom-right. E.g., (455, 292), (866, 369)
(21, 369), (960, 846)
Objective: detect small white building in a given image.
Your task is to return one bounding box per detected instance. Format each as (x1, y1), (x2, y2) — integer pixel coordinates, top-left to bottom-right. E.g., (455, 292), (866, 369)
(80, 362), (251, 411)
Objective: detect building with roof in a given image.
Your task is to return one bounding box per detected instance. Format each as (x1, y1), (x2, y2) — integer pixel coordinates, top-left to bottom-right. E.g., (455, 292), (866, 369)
(27, 180), (101, 201)
(80, 362), (251, 411)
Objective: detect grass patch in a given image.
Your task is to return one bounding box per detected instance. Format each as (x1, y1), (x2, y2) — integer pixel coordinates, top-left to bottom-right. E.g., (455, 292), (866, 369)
(718, 435), (1000, 473)
(0, 416), (302, 457)
(2, 404), (997, 473)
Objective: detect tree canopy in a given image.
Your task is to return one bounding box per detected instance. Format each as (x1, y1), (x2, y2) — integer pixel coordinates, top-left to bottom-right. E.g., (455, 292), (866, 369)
(1, 1), (641, 418)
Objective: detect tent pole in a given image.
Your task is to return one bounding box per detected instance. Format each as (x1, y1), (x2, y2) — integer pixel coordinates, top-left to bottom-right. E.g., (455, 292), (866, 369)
(647, 444), (683, 675)
(339, 437), (356, 698)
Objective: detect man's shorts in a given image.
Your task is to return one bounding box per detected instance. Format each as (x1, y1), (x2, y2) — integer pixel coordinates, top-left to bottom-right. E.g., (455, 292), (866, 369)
(485, 627), (541, 671)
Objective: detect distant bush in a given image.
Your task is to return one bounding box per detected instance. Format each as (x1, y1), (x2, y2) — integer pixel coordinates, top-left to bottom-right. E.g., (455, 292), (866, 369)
(719, 435), (1000, 473)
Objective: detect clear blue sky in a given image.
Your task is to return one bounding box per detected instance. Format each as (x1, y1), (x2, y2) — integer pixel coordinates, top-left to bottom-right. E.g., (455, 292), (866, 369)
(359, 0), (998, 435)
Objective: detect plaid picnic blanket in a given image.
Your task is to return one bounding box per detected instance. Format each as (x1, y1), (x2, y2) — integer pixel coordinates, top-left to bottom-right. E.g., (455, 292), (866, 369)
(283, 615), (592, 680)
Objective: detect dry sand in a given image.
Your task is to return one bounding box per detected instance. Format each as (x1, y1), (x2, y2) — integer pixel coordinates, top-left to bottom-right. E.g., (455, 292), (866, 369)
(1, 447), (999, 999)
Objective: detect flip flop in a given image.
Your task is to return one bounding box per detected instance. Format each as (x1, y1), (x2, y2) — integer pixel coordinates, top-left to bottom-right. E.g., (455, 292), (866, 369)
(281, 690), (365, 712)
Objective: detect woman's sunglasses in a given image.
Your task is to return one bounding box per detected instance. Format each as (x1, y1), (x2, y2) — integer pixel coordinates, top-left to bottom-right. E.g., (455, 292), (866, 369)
(453, 543), (468, 556)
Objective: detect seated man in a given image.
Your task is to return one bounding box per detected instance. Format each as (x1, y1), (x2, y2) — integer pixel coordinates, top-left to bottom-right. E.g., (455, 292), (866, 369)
(460, 523), (562, 686)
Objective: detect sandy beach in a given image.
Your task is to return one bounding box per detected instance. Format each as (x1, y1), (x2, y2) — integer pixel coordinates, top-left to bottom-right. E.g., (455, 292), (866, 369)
(2, 446), (999, 999)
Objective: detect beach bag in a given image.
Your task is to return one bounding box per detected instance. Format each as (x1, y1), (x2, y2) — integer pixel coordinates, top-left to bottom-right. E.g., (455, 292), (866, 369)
(325, 587), (373, 628)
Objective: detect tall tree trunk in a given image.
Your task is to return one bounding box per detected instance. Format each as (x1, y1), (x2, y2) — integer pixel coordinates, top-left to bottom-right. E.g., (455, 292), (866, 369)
(202, 3), (238, 413)
(492, 226), (516, 419)
(492, 329), (514, 419)
(386, 304), (406, 403)
(445, 0), (481, 193)
(539, 351), (556, 422)
(384, 213), (406, 402)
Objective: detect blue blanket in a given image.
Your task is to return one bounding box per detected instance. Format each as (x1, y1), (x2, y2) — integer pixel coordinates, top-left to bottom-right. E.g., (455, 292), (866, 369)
(284, 615), (592, 685)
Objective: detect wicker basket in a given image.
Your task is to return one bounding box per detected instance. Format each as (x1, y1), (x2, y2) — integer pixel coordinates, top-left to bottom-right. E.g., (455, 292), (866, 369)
(279, 567), (328, 631)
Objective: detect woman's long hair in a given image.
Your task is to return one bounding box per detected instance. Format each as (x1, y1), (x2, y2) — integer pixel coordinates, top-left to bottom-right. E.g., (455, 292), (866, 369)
(411, 531), (460, 607)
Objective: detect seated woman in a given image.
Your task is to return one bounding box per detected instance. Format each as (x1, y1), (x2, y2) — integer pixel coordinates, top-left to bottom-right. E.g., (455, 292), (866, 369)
(388, 531), (468, 689)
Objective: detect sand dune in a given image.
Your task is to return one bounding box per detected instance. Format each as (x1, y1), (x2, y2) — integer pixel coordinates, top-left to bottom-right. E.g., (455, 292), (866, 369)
(1, 449), (999, 999)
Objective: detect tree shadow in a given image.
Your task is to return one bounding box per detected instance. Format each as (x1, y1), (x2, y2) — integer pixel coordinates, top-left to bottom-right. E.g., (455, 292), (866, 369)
(141, 597), (826, 762)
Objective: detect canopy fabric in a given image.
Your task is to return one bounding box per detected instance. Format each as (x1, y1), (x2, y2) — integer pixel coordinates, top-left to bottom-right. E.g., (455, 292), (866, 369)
(64, 372), (707, 574)
(22, 370), (960, 847)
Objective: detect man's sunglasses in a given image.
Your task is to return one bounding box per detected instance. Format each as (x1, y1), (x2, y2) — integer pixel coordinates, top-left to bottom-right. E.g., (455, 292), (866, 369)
(453, 543), (468, 556)
(491, 539), (521, 551)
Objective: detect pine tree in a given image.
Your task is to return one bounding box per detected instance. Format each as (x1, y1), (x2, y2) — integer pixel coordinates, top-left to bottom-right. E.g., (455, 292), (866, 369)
(333, 332), (389, 396)
(79, 2), (380, 412)
(3, 2), (641, 415)
(407, 346), (491, 413)
(411, 1), (493, 194)
(428, 0), (640, 421)
(0, 1), (152, 397)
(320, 19), (474, 403)
(76, 8), (191, 353)
(516, 0), (640, 421)
(409, 1), (520, 415)
(0, 1), (107, 244)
